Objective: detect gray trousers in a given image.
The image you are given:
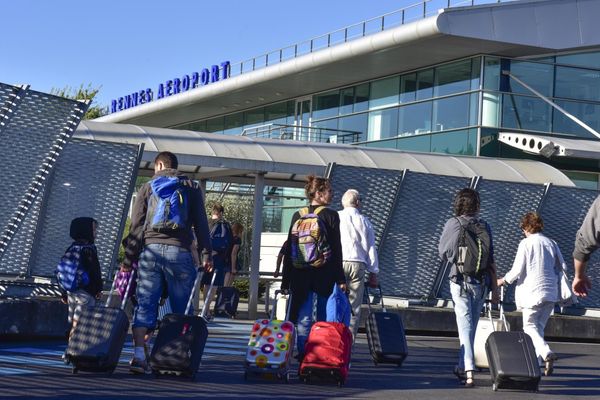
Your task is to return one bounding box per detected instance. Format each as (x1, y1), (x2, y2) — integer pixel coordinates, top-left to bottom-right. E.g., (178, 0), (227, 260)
(343, 260), (366, 339)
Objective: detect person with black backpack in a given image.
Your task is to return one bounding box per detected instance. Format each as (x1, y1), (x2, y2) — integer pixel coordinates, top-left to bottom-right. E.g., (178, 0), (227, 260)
(438, 188), (498, 388)
(120, 151), (213, 374)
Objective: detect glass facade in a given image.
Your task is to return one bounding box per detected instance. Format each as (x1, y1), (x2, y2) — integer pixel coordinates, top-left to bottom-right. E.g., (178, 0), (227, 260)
(173, 49), (600, 191)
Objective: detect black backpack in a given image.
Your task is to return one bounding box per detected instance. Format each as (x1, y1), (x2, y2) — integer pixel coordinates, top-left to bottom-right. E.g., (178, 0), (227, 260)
(455, 217), (491, 278)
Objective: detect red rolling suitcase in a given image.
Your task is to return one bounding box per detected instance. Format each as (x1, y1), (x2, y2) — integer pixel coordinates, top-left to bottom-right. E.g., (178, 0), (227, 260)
(485, 331), (541, 392)
(299, 321), (353, 386)
(65, 271), (134, 374)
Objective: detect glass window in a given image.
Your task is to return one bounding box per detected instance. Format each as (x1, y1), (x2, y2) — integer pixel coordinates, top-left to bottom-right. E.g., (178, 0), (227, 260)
(313, 90), (339, 120)
(431, 129), (475, 155)
(223, 113), (244, 135)
(265, 102), (292, 125)
(185, 120), (207, 132)
(553, 99), (600, 138)
(398, 101), (433, 136)
(555, 66), (600, 102)
(206, 116), (224, 133)
(369, 76), (399, 110)
(245, 107), (265, 127)
(556, 51), (600, 69)
(501, 94), (551, 132)
(400, 73), (416, 103)
(509, 61), (554, 97)
(483, 57), (501, 91)
(368, 108), (399, 141)
(340, 87), (354, 115)
(482, 91), (501, 127)
(434, 60), (472, 97)
(416, 69), (434, 100)
(338, 113), (368, 143)
(365, 138), (398, 149)
(471, 57), (481, 90)
(432, 94), (471, 132)
(354, 83), (370, 112)
(563, 171), (599, 190)
(396, 134), (431, 152)
(312, 118), (338, 143)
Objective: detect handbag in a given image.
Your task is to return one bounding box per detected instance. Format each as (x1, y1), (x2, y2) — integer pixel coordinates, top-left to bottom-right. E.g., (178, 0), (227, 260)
(558, 269), (578, 307)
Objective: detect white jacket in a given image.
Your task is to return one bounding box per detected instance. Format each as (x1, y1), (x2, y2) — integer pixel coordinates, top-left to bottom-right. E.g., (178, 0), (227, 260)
(504, 233), (562, 309)
(338, 207), (379, 273)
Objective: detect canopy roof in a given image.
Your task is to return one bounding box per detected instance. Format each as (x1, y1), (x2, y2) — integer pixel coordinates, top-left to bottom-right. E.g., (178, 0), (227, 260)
(75, 121), (575, 187)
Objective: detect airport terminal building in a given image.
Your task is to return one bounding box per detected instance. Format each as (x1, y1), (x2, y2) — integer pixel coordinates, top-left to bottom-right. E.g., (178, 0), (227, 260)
(97, 0), (600, 228)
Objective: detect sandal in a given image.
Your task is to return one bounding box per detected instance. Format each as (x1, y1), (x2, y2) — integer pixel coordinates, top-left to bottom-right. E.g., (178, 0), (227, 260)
(464, 370), (475, 387)
(544, 353), (558, 376)
(453, 365), (466, 382)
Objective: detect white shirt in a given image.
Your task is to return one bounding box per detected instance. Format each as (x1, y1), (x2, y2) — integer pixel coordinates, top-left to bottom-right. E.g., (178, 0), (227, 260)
(338, 207), (379, 273)
(504, 233), (562, 309)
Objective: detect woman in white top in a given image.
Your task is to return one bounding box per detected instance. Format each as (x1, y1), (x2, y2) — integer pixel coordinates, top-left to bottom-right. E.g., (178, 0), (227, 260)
(497, 212), (562, 376)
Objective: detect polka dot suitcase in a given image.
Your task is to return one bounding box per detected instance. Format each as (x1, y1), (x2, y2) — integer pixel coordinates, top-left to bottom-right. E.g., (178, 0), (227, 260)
(244, 292), (295, 382)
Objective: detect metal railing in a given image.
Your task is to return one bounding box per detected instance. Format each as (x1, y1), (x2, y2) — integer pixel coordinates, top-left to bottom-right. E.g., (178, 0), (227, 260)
(226, 0), (511, 78)
(241, 123), (361, 144)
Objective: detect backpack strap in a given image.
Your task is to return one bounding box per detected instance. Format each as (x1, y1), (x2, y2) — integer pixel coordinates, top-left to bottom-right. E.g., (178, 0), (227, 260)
(299, 207), (309, 217)
(313, 206), (326, 215)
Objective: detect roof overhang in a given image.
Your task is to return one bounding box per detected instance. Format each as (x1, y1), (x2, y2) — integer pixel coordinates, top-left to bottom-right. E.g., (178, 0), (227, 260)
(96, 0), (600, 128)
(75, 121), (575, 187)
(499, 131), (600, 160)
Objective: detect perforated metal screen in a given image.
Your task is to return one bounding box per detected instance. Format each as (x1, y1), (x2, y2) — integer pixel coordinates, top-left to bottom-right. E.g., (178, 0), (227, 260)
(377, 171), (471, 298)
(539, 186), (600, 309)
(328, 164), (402, 248)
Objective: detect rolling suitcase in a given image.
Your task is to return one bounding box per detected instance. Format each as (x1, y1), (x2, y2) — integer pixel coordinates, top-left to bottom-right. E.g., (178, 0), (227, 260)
(365, 286), (408, 366)
(213, 286), (240, 318)
(65, 270), (134, 374)
(474, 287), (509, 369)
(485, 331), (541, 392)
(299, 321), (353, 387)
(149, 271), (214, 378)
(244, 290), (295, 382)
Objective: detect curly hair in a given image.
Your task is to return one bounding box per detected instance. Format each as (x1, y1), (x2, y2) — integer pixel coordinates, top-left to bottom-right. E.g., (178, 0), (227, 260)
(304, 174), (331, 201)
(453, 188), (480, 217)
(520, 212), (544, 233)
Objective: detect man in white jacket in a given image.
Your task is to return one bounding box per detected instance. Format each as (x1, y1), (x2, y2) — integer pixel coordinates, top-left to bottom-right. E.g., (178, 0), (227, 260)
(338, 189), (379, 339)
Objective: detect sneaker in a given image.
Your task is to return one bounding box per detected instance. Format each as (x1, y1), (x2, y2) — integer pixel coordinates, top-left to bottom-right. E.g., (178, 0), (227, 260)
(464, 370), (475, 388)
(544, 353), (558, 376)
(129, 358), (151, 375)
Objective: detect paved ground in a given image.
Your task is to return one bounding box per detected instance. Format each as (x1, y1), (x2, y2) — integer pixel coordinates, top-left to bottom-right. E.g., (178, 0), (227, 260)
(0, 318), (599, 400)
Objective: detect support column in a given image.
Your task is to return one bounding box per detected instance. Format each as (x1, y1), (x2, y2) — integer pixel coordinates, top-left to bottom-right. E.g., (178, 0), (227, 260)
(249, 173), (265, 320)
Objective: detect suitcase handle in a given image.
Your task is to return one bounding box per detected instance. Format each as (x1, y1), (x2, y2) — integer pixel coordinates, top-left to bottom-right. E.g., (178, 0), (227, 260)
(105, 267), (136, 310)
(200, 271), (218, 319)
(366, 285), (386, 313)
(484, 286), (508, 331)
(272, 290), (292, 321)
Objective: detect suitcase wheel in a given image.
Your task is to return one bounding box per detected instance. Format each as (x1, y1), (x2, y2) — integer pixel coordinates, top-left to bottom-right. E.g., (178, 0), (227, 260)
(492, 383), (498, 392)
(71, 367), (78, 375)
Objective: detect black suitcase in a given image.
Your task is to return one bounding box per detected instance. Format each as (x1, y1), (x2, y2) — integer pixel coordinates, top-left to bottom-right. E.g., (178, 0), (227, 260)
(485, 331), (541, 392)
(65, 273), (134, 374)
(213, 287), (240, 318)
(365, 286), (408, 366)
(149, 271), (210, 378)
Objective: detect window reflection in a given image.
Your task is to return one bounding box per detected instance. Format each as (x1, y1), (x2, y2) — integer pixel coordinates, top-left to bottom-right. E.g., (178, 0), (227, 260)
(502, 94), (551, 132)
(434, 60), (472, 97)
(398, 101), (433, 136)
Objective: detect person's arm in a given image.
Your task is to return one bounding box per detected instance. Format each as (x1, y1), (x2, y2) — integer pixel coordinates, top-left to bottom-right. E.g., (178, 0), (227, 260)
(121, 184), (150, 271)
(498, 240), (526, 287)
(438, 218), (460, 262)
(573, 258), (592, 297)
(230, 241), (240, 274)
(274, 246), (284, 278)
(281, 216), (298, 292)
(328, 209), (347, 291)
(190, 185), (213, 270)
(83, 246), (103, 298)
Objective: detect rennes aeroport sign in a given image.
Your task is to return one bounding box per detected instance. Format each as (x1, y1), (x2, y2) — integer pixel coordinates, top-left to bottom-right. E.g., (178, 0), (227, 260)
(110, 60), (230, 114)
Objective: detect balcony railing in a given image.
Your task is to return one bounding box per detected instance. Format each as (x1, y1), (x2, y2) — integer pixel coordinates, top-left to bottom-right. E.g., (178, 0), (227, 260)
(241, 123), (361, 144)
(225, 0), (513, 79)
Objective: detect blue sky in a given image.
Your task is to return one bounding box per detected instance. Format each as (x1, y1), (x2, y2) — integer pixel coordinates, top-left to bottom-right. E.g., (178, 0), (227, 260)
(1, 0), (420, 109)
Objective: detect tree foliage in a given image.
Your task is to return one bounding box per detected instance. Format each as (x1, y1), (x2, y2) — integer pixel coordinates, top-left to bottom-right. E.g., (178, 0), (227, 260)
(51, 83), (107, 120)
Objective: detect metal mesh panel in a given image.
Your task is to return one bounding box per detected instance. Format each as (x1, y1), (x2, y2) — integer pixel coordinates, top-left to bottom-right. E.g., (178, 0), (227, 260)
(0, 83), (20, 116)
(378, 171), (471, 298)
(474, 179), (546, 303)
(0, 89), (84, 258)
(539, 186), (600, 309)
(328, 164), (403, 247)
(23, 138), (141, 281)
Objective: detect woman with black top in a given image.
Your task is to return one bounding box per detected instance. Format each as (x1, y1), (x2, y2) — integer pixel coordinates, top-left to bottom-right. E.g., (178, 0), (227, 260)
(281, 175), (347, 359)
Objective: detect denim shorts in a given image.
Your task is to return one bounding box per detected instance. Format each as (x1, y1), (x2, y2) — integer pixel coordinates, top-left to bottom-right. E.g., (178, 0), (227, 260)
(132, 243), (197, 329)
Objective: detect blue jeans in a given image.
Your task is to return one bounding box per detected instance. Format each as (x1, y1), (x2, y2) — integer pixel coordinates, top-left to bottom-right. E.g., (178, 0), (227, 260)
(450, 280), (487, 372)
(296, 291), (328, 355)
(132, 243), (197, 329)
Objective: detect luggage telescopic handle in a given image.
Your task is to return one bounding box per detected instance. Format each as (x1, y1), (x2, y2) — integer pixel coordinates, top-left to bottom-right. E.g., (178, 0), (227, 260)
(486, 285), (508, 331)
(272, 290), (292, 321)
(366, 284), (386, 313)
(200, 271), (218, 319)
(105, 267), (136, 310)
(184, 270), (204, 316)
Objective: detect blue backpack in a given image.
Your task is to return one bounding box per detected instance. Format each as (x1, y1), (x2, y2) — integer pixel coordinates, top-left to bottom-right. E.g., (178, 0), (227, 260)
(146, 176), (189, 232)
(210, 220), (233, 256)
(55, 244), (92, 292)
